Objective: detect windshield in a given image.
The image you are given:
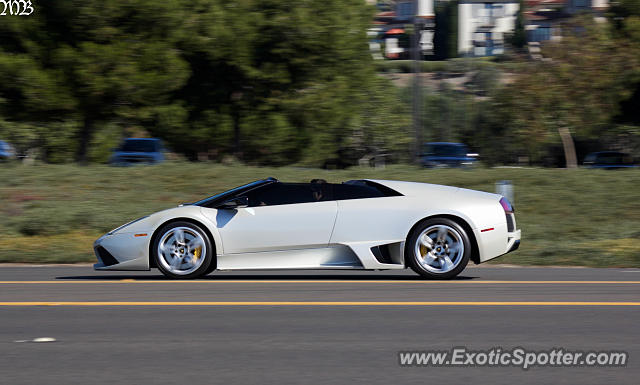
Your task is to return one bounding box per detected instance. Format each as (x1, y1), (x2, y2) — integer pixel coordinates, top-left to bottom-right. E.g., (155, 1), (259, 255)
(193, 179), (273, 207)
(424, 144), (467, 157)
(121, 140), (158, 153)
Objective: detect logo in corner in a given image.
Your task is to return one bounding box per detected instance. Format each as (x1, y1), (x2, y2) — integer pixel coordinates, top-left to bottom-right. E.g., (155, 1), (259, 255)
(1, 0), (35, 16)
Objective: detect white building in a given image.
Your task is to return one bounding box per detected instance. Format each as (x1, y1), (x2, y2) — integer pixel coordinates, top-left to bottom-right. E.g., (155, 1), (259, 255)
(458, 0), (520, 56)
(395, 0), (435, 21)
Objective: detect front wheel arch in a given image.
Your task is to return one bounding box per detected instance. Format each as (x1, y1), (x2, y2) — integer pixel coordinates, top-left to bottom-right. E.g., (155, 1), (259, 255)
(149, 217), (217, 271)
(405, 214), (480, 266)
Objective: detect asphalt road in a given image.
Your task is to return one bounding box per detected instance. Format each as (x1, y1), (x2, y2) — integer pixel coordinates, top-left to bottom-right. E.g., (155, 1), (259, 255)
(1, 265), (639, 384)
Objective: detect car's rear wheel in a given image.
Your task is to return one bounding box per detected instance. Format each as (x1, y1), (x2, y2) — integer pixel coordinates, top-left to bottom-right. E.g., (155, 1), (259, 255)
(153, 221), (214, 279)
(406, 218), (470, 279)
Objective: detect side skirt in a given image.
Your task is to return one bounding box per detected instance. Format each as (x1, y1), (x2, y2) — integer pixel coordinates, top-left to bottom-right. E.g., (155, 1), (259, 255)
(217, 245), (364, 270)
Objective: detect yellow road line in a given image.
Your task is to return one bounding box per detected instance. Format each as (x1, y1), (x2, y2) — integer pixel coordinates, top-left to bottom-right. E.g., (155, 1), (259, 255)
(0, 280), (639, 284)
(0, 301), (639, 306)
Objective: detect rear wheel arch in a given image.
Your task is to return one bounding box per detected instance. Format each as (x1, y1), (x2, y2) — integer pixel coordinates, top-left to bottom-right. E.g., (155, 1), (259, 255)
(405, 214), (480, 266)
(149, 217), (217, 270)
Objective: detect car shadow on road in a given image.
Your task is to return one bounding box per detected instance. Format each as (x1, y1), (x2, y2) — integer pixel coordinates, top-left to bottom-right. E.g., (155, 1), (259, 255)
(55, 274), (479, 281)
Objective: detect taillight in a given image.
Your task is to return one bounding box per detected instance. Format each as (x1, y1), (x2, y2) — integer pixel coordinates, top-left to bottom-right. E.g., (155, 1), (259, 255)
(500, 197), (514, 214)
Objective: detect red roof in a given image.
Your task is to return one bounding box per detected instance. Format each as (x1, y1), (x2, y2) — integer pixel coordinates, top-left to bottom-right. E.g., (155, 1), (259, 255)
(376, 11), (396, 17)
(385, 28), (405, 35)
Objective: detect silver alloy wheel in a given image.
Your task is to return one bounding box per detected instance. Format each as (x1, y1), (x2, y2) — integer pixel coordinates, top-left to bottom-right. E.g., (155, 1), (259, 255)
(157, 226), (207, 275)
(414, 224), (464, 274)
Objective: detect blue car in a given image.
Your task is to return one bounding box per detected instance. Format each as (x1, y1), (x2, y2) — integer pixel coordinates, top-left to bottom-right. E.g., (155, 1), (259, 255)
(583, 151), (637, 169)
(420, 142), (477, 168)
(110, 138), (165, 165)
(0, 140), (14, 161)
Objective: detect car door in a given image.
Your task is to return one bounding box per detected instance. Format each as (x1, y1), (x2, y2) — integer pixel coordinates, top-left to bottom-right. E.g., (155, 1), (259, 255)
(329, 182), (409, 244)
(206, 183), (338, 254)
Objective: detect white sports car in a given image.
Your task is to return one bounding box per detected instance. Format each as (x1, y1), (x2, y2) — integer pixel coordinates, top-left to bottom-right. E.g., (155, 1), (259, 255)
(94, 178), (520, 279)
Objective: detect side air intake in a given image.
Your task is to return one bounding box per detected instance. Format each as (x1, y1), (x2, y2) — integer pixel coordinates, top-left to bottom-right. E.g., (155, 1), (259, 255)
(370, 242), (404, 265)
(95, 246), (119, 266)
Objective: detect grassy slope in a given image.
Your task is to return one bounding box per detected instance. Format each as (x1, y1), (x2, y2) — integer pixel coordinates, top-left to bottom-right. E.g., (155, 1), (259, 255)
(1, 162), (639, 267)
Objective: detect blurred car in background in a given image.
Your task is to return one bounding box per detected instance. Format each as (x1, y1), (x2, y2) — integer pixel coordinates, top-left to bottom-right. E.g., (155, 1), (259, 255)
(420, 142), (478, 168)
(109, 138), (164, 166)
(0, 140), (14, 161)
(583, 151), (637, 169)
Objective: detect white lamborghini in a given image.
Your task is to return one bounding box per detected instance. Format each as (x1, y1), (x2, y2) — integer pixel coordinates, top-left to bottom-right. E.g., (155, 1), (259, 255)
(94, 178), (520, 279)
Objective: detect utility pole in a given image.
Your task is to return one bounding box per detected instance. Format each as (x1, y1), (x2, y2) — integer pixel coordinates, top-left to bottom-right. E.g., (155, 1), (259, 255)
(412, 11), (422, 164)
(413, 0), (435, 164)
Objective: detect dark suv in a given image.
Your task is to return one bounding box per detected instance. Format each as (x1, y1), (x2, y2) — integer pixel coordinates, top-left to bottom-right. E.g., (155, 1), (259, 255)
(109, 138), (164, 165)
(420, 142), (477, 168)
(583, 151), (636, 169)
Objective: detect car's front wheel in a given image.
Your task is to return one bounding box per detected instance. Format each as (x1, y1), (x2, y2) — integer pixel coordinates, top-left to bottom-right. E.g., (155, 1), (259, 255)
(407, 218), (470, 279)
(153, 221), (214, 279)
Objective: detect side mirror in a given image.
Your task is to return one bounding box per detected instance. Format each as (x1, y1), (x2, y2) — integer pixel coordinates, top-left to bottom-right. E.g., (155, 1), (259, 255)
(219, 196), (249, 209)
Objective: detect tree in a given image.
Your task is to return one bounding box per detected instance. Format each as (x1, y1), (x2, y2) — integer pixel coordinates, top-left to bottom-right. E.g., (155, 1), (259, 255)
(0, 1), (189, 163)
(610, 0), (640, 21)
(167, 0), (403, 166)
(487, 16), (639, 167)
(610, 4), (640, 130)
(0, 0), (411, 166)
(433, 0), (458, 60)
(508, 0), (527, 51)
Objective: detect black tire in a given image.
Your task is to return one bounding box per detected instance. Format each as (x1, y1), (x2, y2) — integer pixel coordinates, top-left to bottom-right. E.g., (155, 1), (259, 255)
(203, 253), (218, 276)
(153, 221), (215, 279)
(406, 218), (470, 280)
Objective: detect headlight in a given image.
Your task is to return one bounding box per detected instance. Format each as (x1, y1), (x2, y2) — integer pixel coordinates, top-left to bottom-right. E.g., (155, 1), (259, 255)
(108, 216), (149, 235)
